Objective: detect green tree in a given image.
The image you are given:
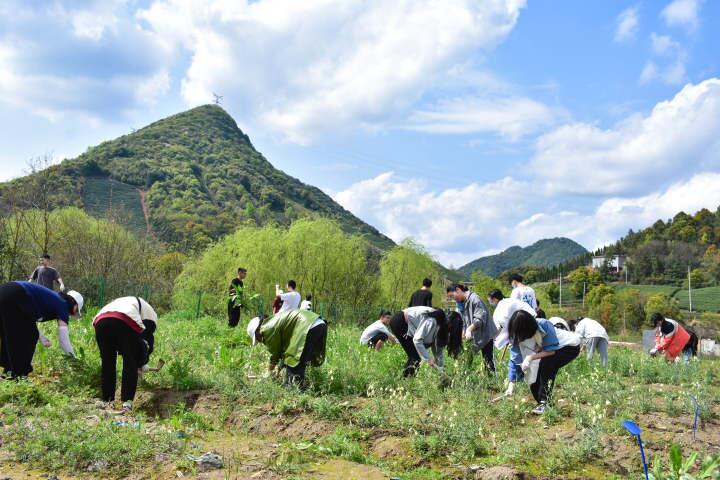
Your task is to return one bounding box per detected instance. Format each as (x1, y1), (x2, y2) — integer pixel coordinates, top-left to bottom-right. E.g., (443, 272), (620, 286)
(378, 240), (443, 308)
(645, 293), (680, 321)
(567, 266), (604, 298)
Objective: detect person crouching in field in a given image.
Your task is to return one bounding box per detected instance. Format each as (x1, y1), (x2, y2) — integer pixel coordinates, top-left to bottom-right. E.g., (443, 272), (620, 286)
(360, 310), (398, 350)
(0, 281), (83, 378)
(93, 297), (158, 410)
(388, 306), (450, 377)
(248, 309), (327, 390)
(568, 317), (609, 367)
(649, 313), (696, 363)
(487, 289), (536, 397)
(508, 311), (581, 414)
(448, 284), (497, 373)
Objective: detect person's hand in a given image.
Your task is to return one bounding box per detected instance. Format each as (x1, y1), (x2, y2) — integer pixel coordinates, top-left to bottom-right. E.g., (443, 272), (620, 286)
(464, 327), (473, 341)
(427, 357), (437, 369)
(649, 347), (657, 356)
(40, 336), (51, 348)
(521, 356), (533, 372)
(504, 382), (515, 397)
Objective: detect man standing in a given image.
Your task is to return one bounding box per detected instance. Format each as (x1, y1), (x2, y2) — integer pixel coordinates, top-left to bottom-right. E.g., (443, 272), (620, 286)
(227, 268), (247, 328)
(408, 278), (433, 307)
(277, 280), (301, 312)
(509, 273), (537, 311)
(29, 254), (64, 292)
(449, 284), (497, 373)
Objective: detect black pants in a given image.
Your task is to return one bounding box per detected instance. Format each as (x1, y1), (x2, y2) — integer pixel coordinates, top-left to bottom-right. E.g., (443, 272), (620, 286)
(530, 345), (580, 404)
(367, 332), (389, 348)
(389, 314), (421, 377)
(0, 282), (39, 378)
(466, 341), (496, 373)
(285, 323), (327, 390)
(94, 317), (142, 402)
(227, 300), (241, 327)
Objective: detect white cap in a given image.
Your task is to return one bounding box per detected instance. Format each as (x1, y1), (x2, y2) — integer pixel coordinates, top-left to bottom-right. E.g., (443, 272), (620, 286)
(66, 290), (83, 318)
(247, 317), (261, 346)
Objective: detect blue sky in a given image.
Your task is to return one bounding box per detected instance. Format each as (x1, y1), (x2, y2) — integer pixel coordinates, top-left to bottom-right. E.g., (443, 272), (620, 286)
(2, 0), (720, 266)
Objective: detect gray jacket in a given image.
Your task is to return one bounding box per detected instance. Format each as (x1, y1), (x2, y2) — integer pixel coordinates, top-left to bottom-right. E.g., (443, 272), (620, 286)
(462, 292), (497, 350)
(405, 307), (444, 367)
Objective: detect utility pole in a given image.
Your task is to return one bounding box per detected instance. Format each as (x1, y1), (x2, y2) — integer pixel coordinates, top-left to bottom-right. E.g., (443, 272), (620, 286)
(625, 264), (628, 285)
(688, 265), (693, 313)
(559, 270), (563, 310)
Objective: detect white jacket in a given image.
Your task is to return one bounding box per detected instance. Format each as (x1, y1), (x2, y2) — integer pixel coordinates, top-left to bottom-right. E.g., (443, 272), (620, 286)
(93, 296), (158, 333)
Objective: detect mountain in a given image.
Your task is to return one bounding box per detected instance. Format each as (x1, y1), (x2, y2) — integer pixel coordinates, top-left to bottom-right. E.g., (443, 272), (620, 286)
(458, 237), (588, 278)
(0, 105), (393, 251)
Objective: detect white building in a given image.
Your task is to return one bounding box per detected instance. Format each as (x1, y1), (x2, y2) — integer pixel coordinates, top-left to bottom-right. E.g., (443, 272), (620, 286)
(591, 254), (627, 272)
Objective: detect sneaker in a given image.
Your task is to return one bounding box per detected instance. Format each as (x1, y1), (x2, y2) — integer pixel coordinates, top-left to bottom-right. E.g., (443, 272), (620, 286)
(532, 402), (546, 415)
(122, 401), (133, 412)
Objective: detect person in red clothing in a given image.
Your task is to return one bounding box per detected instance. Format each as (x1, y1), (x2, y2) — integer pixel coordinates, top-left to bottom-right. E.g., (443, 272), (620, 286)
(649, 313), (693, 363)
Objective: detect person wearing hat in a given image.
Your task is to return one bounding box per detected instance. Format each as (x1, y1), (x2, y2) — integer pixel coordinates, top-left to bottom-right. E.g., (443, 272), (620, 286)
(93, 297), (159, 409)
(248, 308), (327, 390)
(0, 281), (82, 378)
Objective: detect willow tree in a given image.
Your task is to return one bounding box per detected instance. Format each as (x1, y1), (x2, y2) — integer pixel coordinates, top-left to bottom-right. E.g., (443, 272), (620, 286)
(378, 240), (444, 309)
(173, 218), (378, 315)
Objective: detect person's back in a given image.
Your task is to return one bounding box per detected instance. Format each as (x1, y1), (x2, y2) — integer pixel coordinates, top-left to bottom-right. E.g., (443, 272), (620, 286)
(510, 285), (537, 310)
(409, 278), (433, 307)
(278, 280), (302, 312)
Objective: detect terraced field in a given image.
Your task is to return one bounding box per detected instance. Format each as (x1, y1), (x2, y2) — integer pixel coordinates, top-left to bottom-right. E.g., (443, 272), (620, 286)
(81, 176), (148, 234)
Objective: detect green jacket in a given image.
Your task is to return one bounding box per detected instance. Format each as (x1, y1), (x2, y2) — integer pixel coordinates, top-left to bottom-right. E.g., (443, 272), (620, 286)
(260, 309), (326, 368)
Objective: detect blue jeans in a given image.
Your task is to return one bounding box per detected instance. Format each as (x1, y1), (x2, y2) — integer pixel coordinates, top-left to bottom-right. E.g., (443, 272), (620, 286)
(508, 347), (524, 382)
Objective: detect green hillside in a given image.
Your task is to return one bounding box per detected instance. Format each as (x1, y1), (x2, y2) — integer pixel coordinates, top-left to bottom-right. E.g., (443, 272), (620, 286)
(459, 237), (588, 277)
(0, 105), (393, 251)
(81, 177), (148, 234)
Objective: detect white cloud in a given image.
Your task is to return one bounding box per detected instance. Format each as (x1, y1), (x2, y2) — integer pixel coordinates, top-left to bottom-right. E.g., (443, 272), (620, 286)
(615, 7), (639, 43)
(532, 78), (720, 195)
(72, 8), (118, 40)
(134, 70), (170, 105)
(640, 33), (686, 85)
(661, 0), (702, 31)
(650, 33), (679, 55)
(334, 171), (531, 265)
(515, 172), (720, 251)
(138, 0), (527, 144)
(406, 96), (559, 141)
(335, 170), (720, 266)
(639, 61), (659, 84)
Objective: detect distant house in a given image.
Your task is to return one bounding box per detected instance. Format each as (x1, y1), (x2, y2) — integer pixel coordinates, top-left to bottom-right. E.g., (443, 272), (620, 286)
(591, 254), (627, 272)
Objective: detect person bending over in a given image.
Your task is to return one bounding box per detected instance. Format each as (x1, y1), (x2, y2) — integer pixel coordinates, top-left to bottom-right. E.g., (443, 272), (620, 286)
(93, 296), (158, 410)
(248, 309), (327, 390)
(508, 311), (581, 414)
(388, 307), (448, 377)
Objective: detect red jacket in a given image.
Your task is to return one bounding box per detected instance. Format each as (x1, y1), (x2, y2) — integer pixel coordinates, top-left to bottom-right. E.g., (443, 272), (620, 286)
(655, 319), (691, 361)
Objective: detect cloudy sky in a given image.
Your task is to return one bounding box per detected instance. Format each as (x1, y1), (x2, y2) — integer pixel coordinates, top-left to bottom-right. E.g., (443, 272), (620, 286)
(2, 0), (720, 266)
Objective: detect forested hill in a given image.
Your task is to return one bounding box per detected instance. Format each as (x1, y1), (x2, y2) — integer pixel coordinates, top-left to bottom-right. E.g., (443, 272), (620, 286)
(0, 105), (393, 251)
(458, 237), (588, 277)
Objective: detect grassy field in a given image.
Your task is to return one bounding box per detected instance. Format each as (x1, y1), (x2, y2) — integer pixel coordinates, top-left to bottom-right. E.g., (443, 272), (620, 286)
(676, 286), (720, 313)
(0, 310), (718, 479)
(612, 284), (680, 297)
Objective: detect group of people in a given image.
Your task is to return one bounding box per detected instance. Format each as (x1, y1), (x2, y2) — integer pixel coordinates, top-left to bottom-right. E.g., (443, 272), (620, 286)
(0, 256), (702, 414)
(0, 254), (159, 411)
(358, 275), (613, 414)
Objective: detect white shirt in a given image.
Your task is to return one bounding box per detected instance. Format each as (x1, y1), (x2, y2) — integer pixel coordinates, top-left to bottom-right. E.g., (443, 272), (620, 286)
(300, 300), (312, 310)
(493, 298), (536, 349)
(510, 285), (537, 310)
(575, 317), (609, 341)
(360, 320), (392, 344)
(278, 291), (301, 312)
(555, 328), (582, 348)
